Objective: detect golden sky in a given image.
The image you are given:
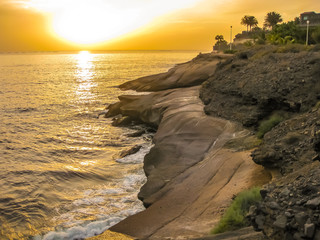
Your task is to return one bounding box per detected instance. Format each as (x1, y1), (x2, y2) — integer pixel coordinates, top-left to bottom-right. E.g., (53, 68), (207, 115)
(0, 0), (319, 52)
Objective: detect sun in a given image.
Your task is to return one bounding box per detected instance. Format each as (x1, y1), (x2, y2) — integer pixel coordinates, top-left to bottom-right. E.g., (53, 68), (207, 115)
(51, 4), (144, 45)
(25, 0), (204, 46)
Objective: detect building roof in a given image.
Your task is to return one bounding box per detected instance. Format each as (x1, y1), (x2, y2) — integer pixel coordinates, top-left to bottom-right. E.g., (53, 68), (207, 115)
(301, 11), (319, 15)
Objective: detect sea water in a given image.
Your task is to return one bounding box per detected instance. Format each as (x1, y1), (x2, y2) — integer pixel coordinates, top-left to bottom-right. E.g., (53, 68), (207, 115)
(0, 51), (197, 240)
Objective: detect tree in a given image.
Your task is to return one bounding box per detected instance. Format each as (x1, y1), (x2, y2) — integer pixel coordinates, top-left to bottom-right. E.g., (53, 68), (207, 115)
(271, 21), (305, 43)
(264, 12), (283, 30)
(294, 17), (300, 25)
(241, 15), (259, 32)
(266, 21), (305, 45)
(214, 35), (227, 51)
(215, 35), (224, 43)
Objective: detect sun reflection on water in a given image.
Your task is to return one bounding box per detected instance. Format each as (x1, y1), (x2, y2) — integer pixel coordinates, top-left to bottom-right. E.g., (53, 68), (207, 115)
(75, 51), (97, 100)
(63, 51), (100, 172)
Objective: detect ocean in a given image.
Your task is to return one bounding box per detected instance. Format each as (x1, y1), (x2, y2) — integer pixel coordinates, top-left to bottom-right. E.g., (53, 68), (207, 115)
(0, 51), (198, 240)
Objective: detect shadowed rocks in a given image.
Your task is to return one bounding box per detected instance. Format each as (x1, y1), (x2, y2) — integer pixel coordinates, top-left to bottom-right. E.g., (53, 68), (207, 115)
(200, 50), (320, 127)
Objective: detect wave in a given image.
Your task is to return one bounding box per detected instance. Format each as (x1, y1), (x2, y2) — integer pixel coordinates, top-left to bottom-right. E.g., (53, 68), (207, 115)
(116, 143), (153, 164)
(36, 173), (146, 240)
(9, 169), (110, 182)
(37, 217), (122, 240)
(47, 148), (103, 158)
(15, 107), (38, 113)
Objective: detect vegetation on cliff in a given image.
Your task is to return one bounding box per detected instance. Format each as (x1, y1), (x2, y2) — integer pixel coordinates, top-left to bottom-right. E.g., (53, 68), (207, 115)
(257, 114), (283, 139)
(200, 45), (320, 239)
(211, 187), (261, 234)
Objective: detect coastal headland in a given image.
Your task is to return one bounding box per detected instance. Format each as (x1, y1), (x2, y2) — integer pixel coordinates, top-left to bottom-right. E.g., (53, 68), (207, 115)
(93, 45), (320, 239)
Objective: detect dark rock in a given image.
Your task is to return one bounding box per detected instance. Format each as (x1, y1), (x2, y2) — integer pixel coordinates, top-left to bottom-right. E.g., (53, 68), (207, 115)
(126, 130), (146, 137)
(304, 223), (315, 238)
(105, 102), (122, 117)
(280, 188), (291, 198)
(293, 232), (304, 240)
(248, 205), (257, 216)
(268, 201), (281, 210)
(306, 197), (320, 209)
(273, 215), (287, 229)
(285, 211), (293, 218)
(255, 215), (265, 230)
(295, 212), (309, 227)
(260, 189), (269, 199)
(200, 50), (320, 129)
(119, 145), (142, 158)
(314, 230), (320, 240)
(112, 116), (135, 126)
(312, 154), (320, 161)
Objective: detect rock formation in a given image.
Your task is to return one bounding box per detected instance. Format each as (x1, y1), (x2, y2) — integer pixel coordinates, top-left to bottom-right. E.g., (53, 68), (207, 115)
(105, 53), (270, 239)
(100, 46), (320, 240)
(200, 45), (320, 240)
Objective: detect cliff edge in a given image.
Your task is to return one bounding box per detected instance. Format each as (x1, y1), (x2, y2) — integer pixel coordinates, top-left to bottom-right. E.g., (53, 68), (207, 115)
(200, 45), (320, 239)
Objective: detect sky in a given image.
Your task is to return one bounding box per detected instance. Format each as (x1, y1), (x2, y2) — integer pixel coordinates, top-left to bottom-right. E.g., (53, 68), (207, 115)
(0, 0), (319, 52)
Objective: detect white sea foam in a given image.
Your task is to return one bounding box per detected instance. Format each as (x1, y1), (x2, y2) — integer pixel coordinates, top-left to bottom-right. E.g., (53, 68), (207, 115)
(73, 197), (105, 206)
(96, 188), (124, 194)
(38, 204), (145, 240)
(38, 218), (121, 240)
(116, 143), (153, 164)
(36, 143), (150, 240)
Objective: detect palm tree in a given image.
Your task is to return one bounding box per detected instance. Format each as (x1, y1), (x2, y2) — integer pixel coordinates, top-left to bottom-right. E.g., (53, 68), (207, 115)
(241, 15), (258, 32)
(264, 12), (283, 30)
(214, 35), (226, 51)
(215, 35), (224, 43)
(241, 16), (250, 32)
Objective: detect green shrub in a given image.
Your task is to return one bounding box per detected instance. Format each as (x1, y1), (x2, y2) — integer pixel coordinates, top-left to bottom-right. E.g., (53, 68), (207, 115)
(311, 26), (320, 43)
(269, 21), (305, 44)
(257, 114), (283, 138)
(211, 187), (261, 234)
(276, 44), (308, 53)
(224, 49), (237, 54)
(255, 38), (266, 45)
(244, 40), (254, 47)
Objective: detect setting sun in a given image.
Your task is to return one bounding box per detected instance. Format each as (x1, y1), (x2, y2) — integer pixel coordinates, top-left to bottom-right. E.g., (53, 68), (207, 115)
(0, 0), (319, 51)
(23, 0), (203, 46)
(51, 3), (146, 44)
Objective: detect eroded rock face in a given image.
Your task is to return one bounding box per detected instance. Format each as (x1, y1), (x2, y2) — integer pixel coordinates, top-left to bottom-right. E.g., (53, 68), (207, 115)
(119, 53), (232, 92)
(106, 86), (233, 206)
(106, 75), (269, 239)
(200, 50), (320, 127)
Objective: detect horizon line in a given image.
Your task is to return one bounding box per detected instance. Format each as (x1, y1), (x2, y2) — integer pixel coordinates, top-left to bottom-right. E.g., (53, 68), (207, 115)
(0, 49), (209, 54)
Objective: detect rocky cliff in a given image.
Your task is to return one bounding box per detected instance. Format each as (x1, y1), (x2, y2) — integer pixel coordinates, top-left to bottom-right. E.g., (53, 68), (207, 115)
(103, 53), (269, 239)
(101, 46), (320, 240)
(200, 45), (320, 239)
